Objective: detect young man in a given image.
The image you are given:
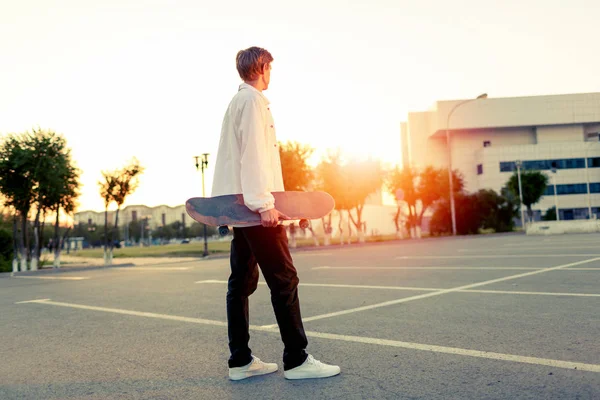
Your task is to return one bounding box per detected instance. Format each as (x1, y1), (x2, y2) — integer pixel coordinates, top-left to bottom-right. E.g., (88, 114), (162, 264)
(211, 46), (340, 381)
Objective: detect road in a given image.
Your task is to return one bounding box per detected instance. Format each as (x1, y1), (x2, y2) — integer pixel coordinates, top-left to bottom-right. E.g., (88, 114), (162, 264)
(1, 233), (599, 399)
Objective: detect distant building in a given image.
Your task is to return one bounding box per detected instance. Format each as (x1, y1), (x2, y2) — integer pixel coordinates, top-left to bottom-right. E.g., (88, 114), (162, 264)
(401, 92), (600, 221)
(75, 204), (188, 230)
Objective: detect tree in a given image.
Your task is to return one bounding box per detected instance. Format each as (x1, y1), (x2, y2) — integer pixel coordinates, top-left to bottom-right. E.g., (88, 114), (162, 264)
(0, 129), (80, 271)
(506, 170), (548, 221)
(386, 165), (418, 237)
(27, 129), (81, 269)
(315, 150), (347, 244)
(110, 158), (144, 248)
(279, 141), (315, 191)
(542, 206), (557, 221)
(0, 134), (35, 271)
(476, 189), (517, 232)
(99, 173), (118, 264)
(344, 158), (383, 242)
(430, 188), (517, 235)
(98, 158), (144, 264)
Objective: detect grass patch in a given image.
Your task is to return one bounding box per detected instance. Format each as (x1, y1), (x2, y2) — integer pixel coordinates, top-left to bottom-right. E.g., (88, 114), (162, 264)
(69, 241), (232, 258)
(68, 233), (405, 259)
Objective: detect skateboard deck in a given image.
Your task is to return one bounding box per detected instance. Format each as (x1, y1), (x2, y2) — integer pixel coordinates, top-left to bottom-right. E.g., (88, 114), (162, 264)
(185, 191), (335, 235)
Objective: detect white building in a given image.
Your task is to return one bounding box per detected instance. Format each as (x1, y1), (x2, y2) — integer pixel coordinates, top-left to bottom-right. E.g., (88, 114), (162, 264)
(401, 92), (600, 222)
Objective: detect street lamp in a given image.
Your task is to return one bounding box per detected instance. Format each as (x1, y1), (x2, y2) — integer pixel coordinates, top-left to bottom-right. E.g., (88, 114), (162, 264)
(550, 163), (559, 221)
(194, 154), (210, 257)
(446, 93), (487, 235)
(515, 160), (527, 228)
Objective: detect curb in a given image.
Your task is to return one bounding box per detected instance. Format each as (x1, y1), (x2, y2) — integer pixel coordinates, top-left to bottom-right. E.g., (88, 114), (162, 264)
(0, 263), (137, 278)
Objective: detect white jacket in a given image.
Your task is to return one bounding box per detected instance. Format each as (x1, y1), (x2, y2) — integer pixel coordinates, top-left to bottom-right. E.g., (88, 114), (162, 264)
(211, 83), (284, 213)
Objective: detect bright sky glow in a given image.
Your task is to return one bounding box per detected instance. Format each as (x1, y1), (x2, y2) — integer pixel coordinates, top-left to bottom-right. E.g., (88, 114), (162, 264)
(2, 0), (599, 212)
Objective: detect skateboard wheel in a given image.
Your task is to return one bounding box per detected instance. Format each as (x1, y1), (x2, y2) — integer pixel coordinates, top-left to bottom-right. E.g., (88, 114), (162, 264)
(218, 226), (230, 236)
(299, 219), (309, 229)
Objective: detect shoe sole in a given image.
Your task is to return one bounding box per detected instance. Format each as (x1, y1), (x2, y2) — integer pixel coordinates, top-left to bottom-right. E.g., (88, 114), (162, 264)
(284, 368), (341, 380)
(229, 367), (278, 381)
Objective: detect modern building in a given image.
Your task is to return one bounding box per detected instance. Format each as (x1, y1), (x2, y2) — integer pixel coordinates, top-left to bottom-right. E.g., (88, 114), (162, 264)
(401, 92), (600, 222)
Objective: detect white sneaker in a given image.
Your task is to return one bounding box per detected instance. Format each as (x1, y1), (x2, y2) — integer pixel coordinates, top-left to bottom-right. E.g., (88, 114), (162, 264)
(229, 356), (278, 381)
(284, 355), (341, 380)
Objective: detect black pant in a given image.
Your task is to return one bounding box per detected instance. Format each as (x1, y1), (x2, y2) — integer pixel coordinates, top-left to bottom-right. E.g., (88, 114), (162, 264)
(227, 225), (308, 370)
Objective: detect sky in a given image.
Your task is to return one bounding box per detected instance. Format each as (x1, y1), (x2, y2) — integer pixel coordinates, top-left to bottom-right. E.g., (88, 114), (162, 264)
(2, 0), (600, 213)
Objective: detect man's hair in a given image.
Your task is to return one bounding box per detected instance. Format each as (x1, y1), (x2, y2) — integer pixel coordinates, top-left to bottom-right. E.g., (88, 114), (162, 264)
(236, 47), (273, 82)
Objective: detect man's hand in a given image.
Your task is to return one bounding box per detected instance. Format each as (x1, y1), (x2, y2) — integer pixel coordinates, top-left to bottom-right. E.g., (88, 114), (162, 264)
(260, 209), (290, 228)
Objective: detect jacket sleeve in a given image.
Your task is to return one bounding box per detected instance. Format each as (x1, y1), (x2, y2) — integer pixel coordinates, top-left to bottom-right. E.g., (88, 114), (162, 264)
(239, 98), (275, 213)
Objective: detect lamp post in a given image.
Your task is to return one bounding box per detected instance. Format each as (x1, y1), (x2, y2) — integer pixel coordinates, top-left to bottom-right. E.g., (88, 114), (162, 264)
(194, 154), (210, 257)
(515, 160), (527, 228)
(446, 93), (487, 235)
(550, 164), (559, 221)
(584, 143), (593, 218)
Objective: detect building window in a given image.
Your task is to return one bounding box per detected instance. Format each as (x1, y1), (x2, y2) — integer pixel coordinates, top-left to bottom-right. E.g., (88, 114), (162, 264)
(500, 162), (516, 172)
(132, 210), (137, 221)
(499, 157), (590, 173)
(162, 213), (166, 227)
(477, 164), (483, 175)
(588, 157), (600, 168)
(483, 141), (491, 147)
(544, 182), (600, 196)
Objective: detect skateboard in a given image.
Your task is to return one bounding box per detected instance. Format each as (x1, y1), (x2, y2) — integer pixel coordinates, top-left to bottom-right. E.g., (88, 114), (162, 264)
(185, 191), (335, 236)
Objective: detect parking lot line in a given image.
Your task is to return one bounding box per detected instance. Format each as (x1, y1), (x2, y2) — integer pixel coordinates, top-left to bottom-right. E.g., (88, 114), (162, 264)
(12, 276), (89, 280)
(196, 280), (600, 298)
(196, 280), (438, 291)
(460, 246), (600, 252)
(396, 254), (600, 259)
(16, 298), (600, 373)
(285, 257), (600, 325)
(312, 266), (543, 271)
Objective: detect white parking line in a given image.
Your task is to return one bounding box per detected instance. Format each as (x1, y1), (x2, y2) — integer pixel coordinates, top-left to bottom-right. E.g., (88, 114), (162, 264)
(312, 266), (599, 271)
(460, 246), (600, 252)
(294, 252), (332, 257)
(12, 276), (89, 280)
(16, 298), (600, 373)
(312, 266), (543, 271)
(195, 280), (600, 297)
(284, 257), (600, 325)
(396, 254), (600, 259)
(116, 267), (192, 271)
(196, 280), (437, 291)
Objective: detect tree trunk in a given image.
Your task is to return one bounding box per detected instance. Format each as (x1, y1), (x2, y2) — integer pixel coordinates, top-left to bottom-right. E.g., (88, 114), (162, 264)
(19, 212), (28, 271)
(104, 207), (110, 265)
(53, 208), (61, 268)
(337, 210), (344, 245)
(38, 216), (46, 260)
(109, 208), (121, 264)
(31, 207), (42, 271)
(12, 215), (18, 273)
(322, 215), (332, 246)
(393, 206), (403, 239)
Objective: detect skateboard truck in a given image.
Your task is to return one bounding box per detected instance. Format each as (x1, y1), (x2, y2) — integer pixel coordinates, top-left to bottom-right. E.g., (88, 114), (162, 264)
(218, 218), (309, 237)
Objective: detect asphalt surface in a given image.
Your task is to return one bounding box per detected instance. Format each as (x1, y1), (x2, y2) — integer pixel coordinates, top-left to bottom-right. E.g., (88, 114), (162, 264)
(1, 233), (599, 399)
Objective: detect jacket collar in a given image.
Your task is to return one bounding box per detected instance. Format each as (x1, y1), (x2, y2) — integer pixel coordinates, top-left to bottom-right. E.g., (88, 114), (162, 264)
(239, 82), (270, 105)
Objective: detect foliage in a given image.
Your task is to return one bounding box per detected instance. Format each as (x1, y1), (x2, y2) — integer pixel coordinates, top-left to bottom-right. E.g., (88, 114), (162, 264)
(0, 128), (81, 268)
(315, 151), (382, 237)
(386, 165), (465, 232)
(506, 170), (548, 220)
(279, 141), (314, 191)
(429, 188), (517, 235)
(542, 206), (557, 221)
(98, 158), (144, 260)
